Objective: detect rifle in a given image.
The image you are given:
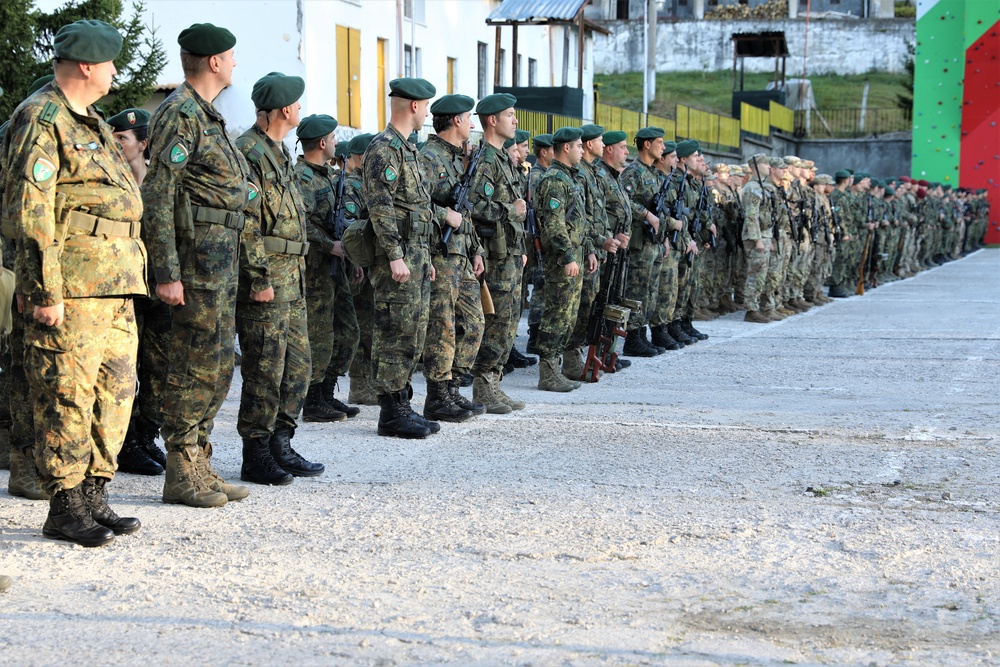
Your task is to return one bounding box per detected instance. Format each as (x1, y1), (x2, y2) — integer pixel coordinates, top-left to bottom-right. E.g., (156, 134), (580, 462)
(856, 197), (875, 295)
(686, 179), (715, 265)
(749, 156), (777, 242)
(668, 165), (691, 248)
(582, 213), (633, 382)
(810, 192), (819, 241)
(327, 167), (350, 278)
(435, 141), (486, 252)
(525, 179), (542, 265)
(867, 196), (882, 287)
(731, 187), (746, 254)
(775, 186), (798, 244)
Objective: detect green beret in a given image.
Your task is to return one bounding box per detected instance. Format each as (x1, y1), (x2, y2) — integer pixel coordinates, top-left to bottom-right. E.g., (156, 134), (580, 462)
(942, 184), (952, 191)
(348, 133), (375, 155)
(430, 94), (474, 116)
(389, 77), (436, 100)
(871, 179), (883, 188)
(676, 139), (700, 159)
(27, 75), (55, 96)
(476, 93), (517, 116)
(552, 126), (583, 145)
(533, 133), (554, 148)
(178, 23), (237, 57)
(884, 187), (896, 196)
(502, 137), (515, 149)
(296, 114), (339, 140)
(602, 130), (627, 145)
(514, 129), (530, 144)
(580, 124), (605, 142)
(635, 126), (664, 140)
(54, 20), (122, 63)
(107, 108), (150, 132)
(334, 143), (349, 159)
(662, 140), (677, 155)
(856, 172), (871, 181)
(251, 72), (305, 111)
(847, 168), (855, 175)
(767, 156), (786, 169)
(834, 169), (851, 179)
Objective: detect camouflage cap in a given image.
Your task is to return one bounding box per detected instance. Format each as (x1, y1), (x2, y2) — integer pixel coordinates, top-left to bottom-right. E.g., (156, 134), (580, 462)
(296, 113), (339, 140)
(635, 126), (664, 140)
(813, 174), (834, 185)
(713, 163), (730, 174)
(348, 133), (375, 155)
(783, 155), (802, 167)
(388, 77), (436, 100)
(750, 153), (768, 166)
(602, 130), (627, 145)
(475, 93), (516, 116)
(552, 126), (583, 145)
(662, 140), (677, 155)
(107, 108), (150, 132)
(251, 72), (305, 111)
(429, 94), (475, 116)
(729, 165), (745, 176)
(767, 156), (786, 169)
(800, 159), (815, 169)
(178, 23), (237, 56)
(54, 20), (122, 63)
(533, 133), (554, 148)
(27, 75), (55, 97)
(676, 139), (700, 158)
(580, 124), (605, 142)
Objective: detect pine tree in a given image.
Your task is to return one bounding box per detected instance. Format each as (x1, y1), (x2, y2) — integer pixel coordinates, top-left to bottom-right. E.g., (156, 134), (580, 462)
(0, 0), (48, 120)
(896, 40), (914, 113)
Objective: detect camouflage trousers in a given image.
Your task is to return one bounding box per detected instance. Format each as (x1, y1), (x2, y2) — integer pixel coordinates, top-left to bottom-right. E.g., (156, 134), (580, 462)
(623, 241), (660, 332)
(695, 241), (722, 310)
(160, 281), (237, 452)
(786, 238), (813, 300)
(25, 297), (137, 493)
(305, 258), (360, 385)
(536, 251), (584, 360)
(129, 296), (172, 436)
(806, 242), (834, 299)
(423, 253), (484, 382)
(649, 247), (680, 327)
(236, 297), (311, 439)
(3, 298), (32, 457)
(527, 266), (545, 328)
(567, 264), (600, 350)
(473, 252), (523, 375)
(371, 242), (431, 395)
(742, 238), (774, 312)
(830, 235), (857, 289)
(675, 249), (698, 320)
(765, 236), (791, 310)
(348, 276), (375, 395)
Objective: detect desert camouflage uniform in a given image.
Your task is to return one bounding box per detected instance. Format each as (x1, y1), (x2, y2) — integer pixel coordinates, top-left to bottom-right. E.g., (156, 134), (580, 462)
(740, 179), (775, 312)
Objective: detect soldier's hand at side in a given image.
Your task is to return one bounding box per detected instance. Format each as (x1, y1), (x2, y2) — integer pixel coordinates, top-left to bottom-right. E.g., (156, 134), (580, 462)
(686, 240), (698, 255)
(512, 199), (527, 218)
(390, 258), (410, 283)
(709, 223), (717, 235)
(615, 232), (630, 247)
(33, 303), (64, 327)
(445, 208), (462, 229)
(602, 237), (619, 253)
(331, 240), (345, 259)
(251, 287), (274, 303)
(15, 294), (24, 314)
(472, 254), (485, 277)
(671, 217), (683, 232)
(429, 264), (436, 282)
(587, 254), (598, 273)
(521, 254), (528, 268)
(565, 261), (580, 277)
(352, 266), (365, 284)
(755, 239), (765, 251)
(646, 211), (660, 234)
(156, 280), (185, 306)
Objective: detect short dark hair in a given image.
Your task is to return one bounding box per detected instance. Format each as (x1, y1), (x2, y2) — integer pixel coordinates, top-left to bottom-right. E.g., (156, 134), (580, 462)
(432, 113), (456, 134)
(533, 144), (550, 158)
(180, 52), (210, 77)
(300, 136), (322, 153)
(635, 137), (653, 153)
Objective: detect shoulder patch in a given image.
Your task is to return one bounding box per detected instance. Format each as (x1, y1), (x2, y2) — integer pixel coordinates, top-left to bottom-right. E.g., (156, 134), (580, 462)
(248, 182), (260, 201)
(39, 102), (59, 126)
(346, 202), (358, 215)
(549, 198), (561, 210)
(179, 99), (198, 118)
(32, 157), (56, 183)
(483, 181), (495, 197)
(169, 142), (189, 164)
(384, 166), (397, 182)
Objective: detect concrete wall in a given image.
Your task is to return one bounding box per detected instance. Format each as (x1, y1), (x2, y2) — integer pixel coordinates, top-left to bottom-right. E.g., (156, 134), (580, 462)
(594, 18), (914, 74)
(735, 133), (911, 180)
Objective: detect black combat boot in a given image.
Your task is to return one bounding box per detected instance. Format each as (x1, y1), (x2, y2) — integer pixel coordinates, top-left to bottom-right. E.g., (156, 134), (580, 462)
(650, 323), (682, 351)
(81, 477), (140, 535)
(640, 326), (666, 354)
(302, 384), (347, 422)
(681, 317), (708, 341)
(423, 380), (474, 423)
(241, 437), (294, 486)
(404, 384), (440, 433)
(321, 377), (361, 418)
(668, 320), (696, 345)
(377, 391), (432, 439)
(137, 419), (166, 468)
(507, 345), (537, 368)
(448, 378), (486, 416)
(116, 423), (164, 476)
(42, 485), (115, 547)
(828, 285), (850, 298)
(623, 329), (657, 357)
(525, 323), (540, 356)
(269, 427), (325, 477)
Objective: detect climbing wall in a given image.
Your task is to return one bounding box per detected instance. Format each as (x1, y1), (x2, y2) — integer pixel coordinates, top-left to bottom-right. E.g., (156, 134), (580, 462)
(912, 0), (999, 243)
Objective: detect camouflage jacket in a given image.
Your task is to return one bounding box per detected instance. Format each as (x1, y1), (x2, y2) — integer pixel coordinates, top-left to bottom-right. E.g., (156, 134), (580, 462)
(344, 166), (368, 220)
(3, 81), (146, 305)
(768, 180), (793, 239)
(575, 157), (610, 259)
(528, 162), (546, 198)
(418, 135), (482, 258)
(535, 159), (586, 267)
(741, 180), (773, 241)
(468, 141), (526, 260)
(595, 158), (632, 242)
(142, 81), (256, 290)
(620, 158), (662, 247)
(362, 124), (433, 263)
(295, 156), (338, 260)
(235, 125), (307, 302)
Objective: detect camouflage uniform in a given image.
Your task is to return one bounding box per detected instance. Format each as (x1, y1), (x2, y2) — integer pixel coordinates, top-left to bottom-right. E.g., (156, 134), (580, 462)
(764, 182), (792, 312)
(344, 166), (376, 402)
(362, 124), (434, 396)
(4, 81), (146, 494)
(296, 157), (359, 388)
(535, 160), (586, 359)
(419, 135), (484, 383)
(806, 190), (835, 299)
(566, 157), (609, 351)
(526, 162), (547, 332)
(828, 188), (855, 291)
(469, 142), (526, 375)
(740, 179), (776, 312)
(648, 170), (685, 329)
(619, 158), (665, 332)
(143, 81), (254, 453)
(675, 174), (707, 320)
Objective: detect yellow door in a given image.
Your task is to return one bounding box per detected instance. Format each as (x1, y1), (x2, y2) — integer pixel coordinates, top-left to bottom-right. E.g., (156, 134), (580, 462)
(337, 26), (362, 128)
(377, 38), (387, 130)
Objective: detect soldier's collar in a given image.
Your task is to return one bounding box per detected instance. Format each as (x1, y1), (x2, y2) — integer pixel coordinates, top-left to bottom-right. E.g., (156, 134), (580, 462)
(298, 155), (331, 176)
(181, 81), (224, 122)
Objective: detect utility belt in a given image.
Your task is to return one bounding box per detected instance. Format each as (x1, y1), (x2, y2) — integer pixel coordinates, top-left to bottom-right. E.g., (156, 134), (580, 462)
(65, 210), (142, 239)
(262, 236), (310, 256)
(393, 206), (433, 243)
(190, 205), (246, 231)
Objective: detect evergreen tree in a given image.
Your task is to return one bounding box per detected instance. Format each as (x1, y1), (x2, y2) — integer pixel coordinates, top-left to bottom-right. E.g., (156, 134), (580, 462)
(0, 0), (47, 120)
(896, 40), (914, 113)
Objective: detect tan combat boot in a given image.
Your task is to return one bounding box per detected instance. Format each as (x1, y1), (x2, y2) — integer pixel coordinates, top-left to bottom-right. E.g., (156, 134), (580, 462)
(348, 375), (379, 405)
(472, 372), (513, 415)
(493, 371), (526, 409)
(198, 442), (249, 501)
(8, 447), (49, 500)
(560, 348), (587, 386)
(762, 308), (786, 321)
(538, 357), (577, 393)
(743, 310), (770, 323)
(162, 445), (228, 508)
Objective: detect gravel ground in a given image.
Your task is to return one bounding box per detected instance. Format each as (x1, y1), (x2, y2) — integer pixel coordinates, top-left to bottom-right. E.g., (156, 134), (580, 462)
(1, 249), (998, 666)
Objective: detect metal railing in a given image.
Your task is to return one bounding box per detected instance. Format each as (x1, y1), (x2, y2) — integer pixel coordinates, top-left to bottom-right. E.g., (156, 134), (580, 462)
(794, 108), (913, 138)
